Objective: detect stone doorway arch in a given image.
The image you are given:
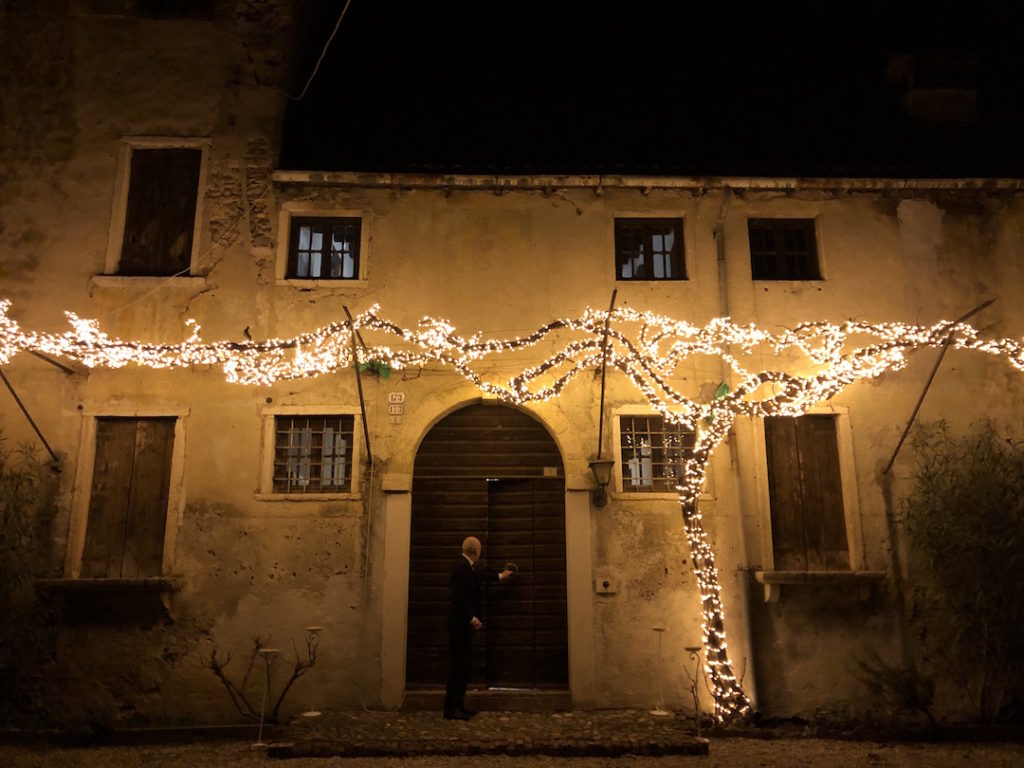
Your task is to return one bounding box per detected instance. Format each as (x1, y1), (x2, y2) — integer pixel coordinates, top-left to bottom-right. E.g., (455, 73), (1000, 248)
(405, 403), (569, 691)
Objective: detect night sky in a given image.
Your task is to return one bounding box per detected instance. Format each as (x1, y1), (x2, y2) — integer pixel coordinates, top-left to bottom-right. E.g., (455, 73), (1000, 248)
(281, 0), (1024, 176)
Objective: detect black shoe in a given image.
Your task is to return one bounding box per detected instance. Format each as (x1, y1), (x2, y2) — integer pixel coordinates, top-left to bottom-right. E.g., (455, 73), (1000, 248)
(458, 706), (478, 717)
(443, 709), (472, 720)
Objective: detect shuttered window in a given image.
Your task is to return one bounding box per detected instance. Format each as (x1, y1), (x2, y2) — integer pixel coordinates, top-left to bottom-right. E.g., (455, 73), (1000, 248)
(619, 415), (695, 493)
(81, 418), (175, 579)
(119, 148), (202, 276)
(764, 415), (850, 571)
(748, 218), (820, 280)
(614, 218), (686, 280)
(273, 415), (355, 493)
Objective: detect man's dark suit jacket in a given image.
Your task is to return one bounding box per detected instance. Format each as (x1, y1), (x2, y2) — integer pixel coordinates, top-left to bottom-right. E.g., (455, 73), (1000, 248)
(448, 556), (481, 644)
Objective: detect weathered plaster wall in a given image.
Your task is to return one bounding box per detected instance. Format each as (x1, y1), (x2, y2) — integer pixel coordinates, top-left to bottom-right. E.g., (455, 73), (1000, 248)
(723, 191), (1024, 717)
(2, 6), (1023, 727)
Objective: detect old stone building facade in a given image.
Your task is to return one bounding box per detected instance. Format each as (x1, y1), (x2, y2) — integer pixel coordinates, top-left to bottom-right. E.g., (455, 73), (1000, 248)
(2, 3), (1022, 726)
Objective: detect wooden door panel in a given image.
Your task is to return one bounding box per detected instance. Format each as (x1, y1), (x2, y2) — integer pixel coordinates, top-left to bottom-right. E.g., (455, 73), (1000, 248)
(406, 473), (487, 687)
(406, 405), (568, 691)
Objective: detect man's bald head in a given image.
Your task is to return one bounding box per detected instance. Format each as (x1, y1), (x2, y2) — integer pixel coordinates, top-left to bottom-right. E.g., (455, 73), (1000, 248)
(462, 536), (482, 561)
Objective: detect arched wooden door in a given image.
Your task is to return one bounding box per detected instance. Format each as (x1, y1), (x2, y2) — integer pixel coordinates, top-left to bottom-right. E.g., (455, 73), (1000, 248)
(406, 404), (569, 690)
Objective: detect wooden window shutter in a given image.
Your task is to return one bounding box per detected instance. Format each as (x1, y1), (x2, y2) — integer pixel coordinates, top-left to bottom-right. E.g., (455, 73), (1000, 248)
(119, 148), (202, 277)
(765, 415), (849, 571)
(81, 418), (175, 578)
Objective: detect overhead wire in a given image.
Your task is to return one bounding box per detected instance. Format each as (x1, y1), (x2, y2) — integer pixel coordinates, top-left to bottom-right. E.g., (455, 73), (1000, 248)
(288, 0), (355, 101)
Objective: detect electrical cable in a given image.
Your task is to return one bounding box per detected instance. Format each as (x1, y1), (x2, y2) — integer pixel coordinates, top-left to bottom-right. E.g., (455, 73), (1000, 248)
(288, 0), (355, 101)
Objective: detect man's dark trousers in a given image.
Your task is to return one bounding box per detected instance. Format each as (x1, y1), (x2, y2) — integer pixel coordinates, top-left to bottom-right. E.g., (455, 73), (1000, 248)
(445, 555), (480, 716)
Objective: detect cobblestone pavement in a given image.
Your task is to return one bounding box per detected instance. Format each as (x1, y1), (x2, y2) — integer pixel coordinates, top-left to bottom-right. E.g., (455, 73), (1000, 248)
(275, 710), (708, 758)
(4, 738), (1024, 767)
(3, 709), (1024, 767)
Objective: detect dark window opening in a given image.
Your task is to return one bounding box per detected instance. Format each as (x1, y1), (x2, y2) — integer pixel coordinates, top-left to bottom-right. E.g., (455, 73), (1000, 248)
(764, 415), (849, 571)
(748, 218), (821, 280)
(614, 218), (686, 281)
(119, 147), (202, 277)
(81, 417), (175, 579)
(619, 415), (695, 492)
(273, 415), (355, 493)
(136, 0), (215, 19)
(288, 217), (361, 280)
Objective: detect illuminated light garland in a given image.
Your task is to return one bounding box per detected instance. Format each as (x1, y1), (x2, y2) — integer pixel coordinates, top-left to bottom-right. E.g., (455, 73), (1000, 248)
(2, 297), (1023, 721)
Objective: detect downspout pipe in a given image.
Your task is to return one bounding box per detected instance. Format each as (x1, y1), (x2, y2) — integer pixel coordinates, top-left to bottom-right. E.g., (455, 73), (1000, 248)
(712, 191), (759, 710)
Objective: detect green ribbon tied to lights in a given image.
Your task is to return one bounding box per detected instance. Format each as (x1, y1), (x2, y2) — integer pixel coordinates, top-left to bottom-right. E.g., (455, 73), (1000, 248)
(356, 359), (391, 379)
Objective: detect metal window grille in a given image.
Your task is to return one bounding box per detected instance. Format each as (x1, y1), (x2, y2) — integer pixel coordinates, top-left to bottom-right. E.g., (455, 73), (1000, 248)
(614, 218), (686, 281)
(273, 415), (355, 493)
(619, 415), (695, 493)
(288, 217), (361, 280)
(748, 218), (820, 280)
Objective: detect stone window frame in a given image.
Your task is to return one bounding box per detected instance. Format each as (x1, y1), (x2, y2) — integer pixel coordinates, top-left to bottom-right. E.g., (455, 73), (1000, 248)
(276, 203), (370, 289)
(255, 405), (363, 501)
(94, 136), (211, 290)
(610, 406), (713, 502)
(737, 205), (829, 283)
(65, 406), (189, 580)
(612, 215), (688, 282)
(747, 217), (822, 281)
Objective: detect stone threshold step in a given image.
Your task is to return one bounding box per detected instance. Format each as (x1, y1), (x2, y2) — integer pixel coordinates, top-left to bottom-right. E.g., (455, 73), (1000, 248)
(402, 688), (573, 712)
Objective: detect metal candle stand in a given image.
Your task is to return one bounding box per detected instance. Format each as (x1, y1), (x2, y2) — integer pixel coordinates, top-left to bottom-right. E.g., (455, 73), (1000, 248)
(301, 626), (324, 718)
(254, 647), (280, 747)
(683, 645), (705, 737)
(650, 626), (671, 717)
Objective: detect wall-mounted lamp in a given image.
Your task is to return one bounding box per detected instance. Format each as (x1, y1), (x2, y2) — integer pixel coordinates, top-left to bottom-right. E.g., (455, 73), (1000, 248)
(588, 458), (615, 508)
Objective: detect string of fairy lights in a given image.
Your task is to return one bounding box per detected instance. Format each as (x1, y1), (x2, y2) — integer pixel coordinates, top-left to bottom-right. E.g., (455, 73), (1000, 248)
(2, 297), (1023, 721)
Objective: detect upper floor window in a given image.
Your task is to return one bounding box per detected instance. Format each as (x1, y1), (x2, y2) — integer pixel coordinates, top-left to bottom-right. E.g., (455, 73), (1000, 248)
(118, 146), (203, 277)
(287, 217), (361, 280)
(614, 218), (686, 281)
(619, 415), (695, 492)
(273, 414), (355, 494)
(748, 218), (820, 280)
(764, 415), (849, 571)
(136, 0), (215, 18)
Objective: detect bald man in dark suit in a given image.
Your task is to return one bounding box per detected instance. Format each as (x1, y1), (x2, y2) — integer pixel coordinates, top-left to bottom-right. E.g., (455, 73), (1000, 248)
(443, 536), (513, 720)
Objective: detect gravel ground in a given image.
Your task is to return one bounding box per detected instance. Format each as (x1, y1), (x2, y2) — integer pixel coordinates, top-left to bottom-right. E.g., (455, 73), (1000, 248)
(3, 739), (1024, 767)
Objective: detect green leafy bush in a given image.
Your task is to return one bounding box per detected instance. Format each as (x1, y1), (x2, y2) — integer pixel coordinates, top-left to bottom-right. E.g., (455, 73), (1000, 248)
(902, 422), (1024, 722)
(0, 434), (60, 724)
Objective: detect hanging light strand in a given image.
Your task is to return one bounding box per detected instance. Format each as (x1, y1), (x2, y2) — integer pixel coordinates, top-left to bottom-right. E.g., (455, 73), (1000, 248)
(3, 298), (1023, 720)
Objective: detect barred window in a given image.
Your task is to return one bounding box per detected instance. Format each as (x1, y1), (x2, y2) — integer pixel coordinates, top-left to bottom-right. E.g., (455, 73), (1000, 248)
(273, 415), (355, 493)
(614, 218), (686, 281)
(748, 218), (820, 280)
(288, 217), (361, 280)
(619, 415), (695, 492)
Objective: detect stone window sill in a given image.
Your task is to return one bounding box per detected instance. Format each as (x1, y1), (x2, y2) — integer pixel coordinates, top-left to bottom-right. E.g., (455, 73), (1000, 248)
(253, 492), (361, 502)
(91, 275), (207, 289)
(276, 278), (368, 290)
(752, 569), (886, 603)
(35, 577), (181, 619)
(36, 577), (180, 592)
(613, 491), (715, 502)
